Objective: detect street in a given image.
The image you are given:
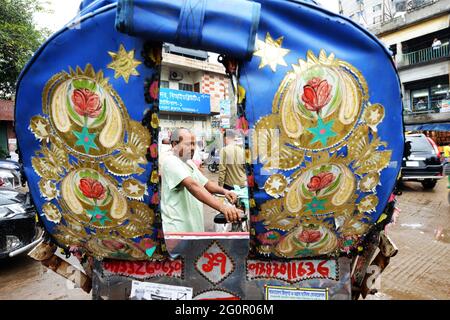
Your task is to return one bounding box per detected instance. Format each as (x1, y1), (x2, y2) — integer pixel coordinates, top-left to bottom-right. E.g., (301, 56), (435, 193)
(367, 179), (450, 300)
(0, 175), (448, 300)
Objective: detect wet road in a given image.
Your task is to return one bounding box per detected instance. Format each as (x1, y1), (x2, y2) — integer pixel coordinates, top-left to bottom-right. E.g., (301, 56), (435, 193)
(367, 179), (450, 300)
(0, 176), (448, 300)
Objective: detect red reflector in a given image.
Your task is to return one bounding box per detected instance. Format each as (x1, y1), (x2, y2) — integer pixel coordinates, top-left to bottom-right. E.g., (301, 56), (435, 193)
(427, 137), (441, 158)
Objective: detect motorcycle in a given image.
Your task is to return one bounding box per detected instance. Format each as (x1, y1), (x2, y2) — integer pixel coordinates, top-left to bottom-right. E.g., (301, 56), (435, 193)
(206, 149), (220, 173)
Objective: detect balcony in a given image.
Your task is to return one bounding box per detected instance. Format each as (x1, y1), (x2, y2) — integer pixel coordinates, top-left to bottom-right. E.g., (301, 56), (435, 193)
(400, 43), (450, 67)
(406, 0), (440, 13)
(403, 97), (450, 124)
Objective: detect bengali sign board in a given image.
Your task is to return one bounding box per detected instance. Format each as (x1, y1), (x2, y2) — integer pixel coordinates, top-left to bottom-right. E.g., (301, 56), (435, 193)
(159, 88), (210, 114)
(130, 281), (192, 300)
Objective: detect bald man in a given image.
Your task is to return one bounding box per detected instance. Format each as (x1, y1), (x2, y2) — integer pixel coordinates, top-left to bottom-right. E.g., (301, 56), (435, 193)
(161, 128), (243, 232)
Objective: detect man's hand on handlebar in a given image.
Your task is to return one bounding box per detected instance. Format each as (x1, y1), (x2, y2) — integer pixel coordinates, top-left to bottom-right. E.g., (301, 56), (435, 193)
(224, 190), (238, 204)
(219, 204), (244, 223)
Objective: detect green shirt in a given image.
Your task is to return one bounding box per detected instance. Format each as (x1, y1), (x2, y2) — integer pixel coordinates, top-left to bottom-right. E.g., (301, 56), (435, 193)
(161, 154), (208, 232)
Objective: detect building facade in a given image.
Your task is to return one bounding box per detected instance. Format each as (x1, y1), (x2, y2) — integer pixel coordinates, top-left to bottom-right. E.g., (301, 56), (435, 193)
(341, 0), (450, 145)
(339, 0), (400, 27)
(0, 99), (16, 158)
(158, 44), (232, 149)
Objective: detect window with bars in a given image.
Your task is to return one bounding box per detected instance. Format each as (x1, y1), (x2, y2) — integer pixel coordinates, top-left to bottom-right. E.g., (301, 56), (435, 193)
(178, 83), (193, 92)
(373, 4), (381, 12)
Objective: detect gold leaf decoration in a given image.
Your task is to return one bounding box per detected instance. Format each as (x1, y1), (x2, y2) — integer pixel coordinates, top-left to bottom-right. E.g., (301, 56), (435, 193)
(252, 115), (304, 170)
(347, 125), (391, 175)
(104, 120), (150, 176)
(39, 180), (58, 200)
(42, 202), (62, 224)
(32, 140), (69, 181)
(355, 150), (392, 175)
(29, 116), (51, 142)
(359, 172), (380, 192)
(53, 225), (86, 246)
(117, 201), (154, 238)
(260, 199), (297, 231)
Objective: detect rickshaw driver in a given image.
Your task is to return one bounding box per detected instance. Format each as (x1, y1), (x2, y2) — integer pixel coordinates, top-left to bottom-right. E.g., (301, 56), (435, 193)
(161, 128), (243, 232)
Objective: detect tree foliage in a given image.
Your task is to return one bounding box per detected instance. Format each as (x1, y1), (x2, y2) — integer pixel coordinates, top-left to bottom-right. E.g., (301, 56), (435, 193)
(0, 0), (50, 99)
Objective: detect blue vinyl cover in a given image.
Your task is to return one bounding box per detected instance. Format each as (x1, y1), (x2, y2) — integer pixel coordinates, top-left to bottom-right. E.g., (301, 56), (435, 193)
(15, 0), (404, 260)
(115, 0), (261, 59)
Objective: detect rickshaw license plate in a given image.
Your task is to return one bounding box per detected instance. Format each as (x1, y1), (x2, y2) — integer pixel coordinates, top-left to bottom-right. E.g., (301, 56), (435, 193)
(406, 161), (420, 167)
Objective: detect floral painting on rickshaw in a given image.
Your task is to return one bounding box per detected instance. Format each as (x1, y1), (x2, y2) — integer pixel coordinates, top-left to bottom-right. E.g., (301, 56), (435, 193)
(28, 53), (164, 261)
(252, 49), (392, 259)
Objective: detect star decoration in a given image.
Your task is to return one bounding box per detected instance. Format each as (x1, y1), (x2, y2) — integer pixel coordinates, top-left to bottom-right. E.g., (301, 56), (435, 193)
(264, 174), (288, 198)
(271, 178), (283, 191)
(369, 110), (380, 123)
(305, 197), (326, 214)
(359, 199), (373, 210)
(307, 118), (337, 146)
(362, 177), (376, 190)
(87, 206), (110, 226)
(253, 32), (290, 72)
(35, 120), (48, 136)
(30, 116), (50, 141)
(357, 195), (379, 212)
(107, 44), (142, 83)
(43, 203), (61, 223)
(126, 183), (142, 195)
(43, 182), (54, 194)
(73, 127), (98, 153)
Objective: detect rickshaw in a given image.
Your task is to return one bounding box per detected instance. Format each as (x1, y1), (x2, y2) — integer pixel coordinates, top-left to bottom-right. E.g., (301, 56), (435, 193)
(15, 0), (404, 300)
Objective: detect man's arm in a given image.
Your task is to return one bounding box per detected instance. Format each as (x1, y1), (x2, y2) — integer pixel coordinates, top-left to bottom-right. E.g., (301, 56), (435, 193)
(218, 148), (226, 187)
(180, 177), (242, 222)
(205, 181), (238, 204)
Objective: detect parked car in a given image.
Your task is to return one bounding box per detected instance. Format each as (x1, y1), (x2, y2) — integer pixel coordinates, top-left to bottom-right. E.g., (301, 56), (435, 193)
(0, 187), (42, 259)
(401, 134), (444, 189)
(0, 159), (25, 189)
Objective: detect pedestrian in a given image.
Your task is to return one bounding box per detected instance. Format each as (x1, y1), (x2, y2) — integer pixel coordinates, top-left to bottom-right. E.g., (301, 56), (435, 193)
(160, 128), (243, 232)
(432, 38), (441, 50)
(443, 144), (450, 162)
(218, 130), (247, 191)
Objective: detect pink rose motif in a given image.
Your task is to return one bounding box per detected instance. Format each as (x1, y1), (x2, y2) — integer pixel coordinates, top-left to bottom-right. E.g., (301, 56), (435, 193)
(149, 81), (159, 100)
(257, 231), (280, 245)
(71, 88), (102, 118)
(301, 77), (333, 113)
(298, 229), (322, 243)
(149, 143), (158, 158)
(151, 192), (160, 205)
(236, 116), (249, 134)
(247, 175), (255, 188)
(79, 178), (106, 200)
(307, 172), (335, 192)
